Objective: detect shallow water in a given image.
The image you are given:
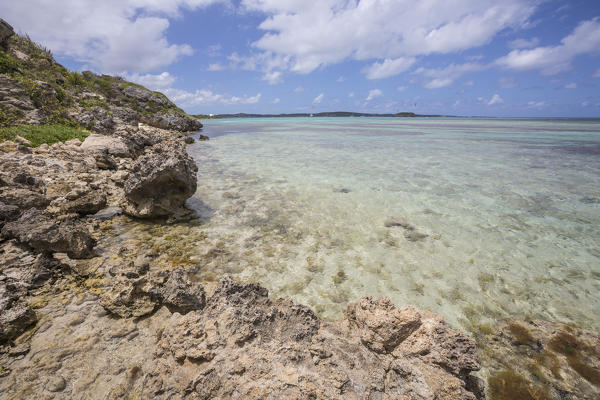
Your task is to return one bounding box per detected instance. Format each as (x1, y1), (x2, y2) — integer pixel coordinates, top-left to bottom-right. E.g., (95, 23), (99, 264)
(184, 117), (600, 332)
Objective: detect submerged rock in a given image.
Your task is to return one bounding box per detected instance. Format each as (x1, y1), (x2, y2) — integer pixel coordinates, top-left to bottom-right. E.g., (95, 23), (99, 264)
(123, 139), (197, 218)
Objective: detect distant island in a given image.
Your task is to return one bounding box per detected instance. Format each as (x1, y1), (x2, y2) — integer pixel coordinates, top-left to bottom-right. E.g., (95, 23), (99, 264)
(193, 111), (447, 119)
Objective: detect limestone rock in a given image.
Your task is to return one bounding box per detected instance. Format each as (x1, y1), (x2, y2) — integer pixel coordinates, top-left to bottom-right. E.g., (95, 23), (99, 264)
(0, 284), (37, 344)
(80, 134), (131, 158)
(159, 268), (206, 314)
(49, 188), (107, 216)
(0, 187), (49, 210)
(1, 209), (96, 259)
(347, 296), (422, 353)
(140, 112), (202, 132)
(123, 140), (197, 218)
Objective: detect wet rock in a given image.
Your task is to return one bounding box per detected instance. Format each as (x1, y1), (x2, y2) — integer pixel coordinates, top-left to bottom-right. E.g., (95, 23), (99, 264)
(91, 206), (123, 219)
(481, 319), (600, 400)
(0, 187), (49, 210)
(123, 140), (197, 218)
(1, 209), (96, 259)
(384, 217), (415, 229)
(347, 296), (422, 353)
(80, 134), (131, 158)
(184, 136), (195, 144)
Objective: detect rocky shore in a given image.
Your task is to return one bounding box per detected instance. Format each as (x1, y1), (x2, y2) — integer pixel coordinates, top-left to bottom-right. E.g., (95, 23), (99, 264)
(2, 18), (599, 400)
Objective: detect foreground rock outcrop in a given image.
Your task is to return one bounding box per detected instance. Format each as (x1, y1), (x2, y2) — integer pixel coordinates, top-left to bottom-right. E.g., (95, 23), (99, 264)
(123, 139), (198, 218)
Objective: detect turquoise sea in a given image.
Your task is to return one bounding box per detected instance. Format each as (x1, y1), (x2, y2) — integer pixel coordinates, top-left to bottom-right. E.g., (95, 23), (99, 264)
(186, 117), (600, 332)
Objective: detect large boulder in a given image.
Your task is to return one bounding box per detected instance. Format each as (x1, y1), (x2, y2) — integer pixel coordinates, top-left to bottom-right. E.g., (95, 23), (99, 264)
(80, 134), (131, 158)
(140, 112), (203, 132)
(1, 208), (96, 258)
(123, 140), (197, 218)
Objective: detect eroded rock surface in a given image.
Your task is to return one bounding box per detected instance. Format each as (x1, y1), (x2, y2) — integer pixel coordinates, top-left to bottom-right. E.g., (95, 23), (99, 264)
(123, 139), (198, 218)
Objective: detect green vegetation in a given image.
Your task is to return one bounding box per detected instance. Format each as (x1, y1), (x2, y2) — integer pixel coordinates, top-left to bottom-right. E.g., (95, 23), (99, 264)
(0, 124), (89, 146)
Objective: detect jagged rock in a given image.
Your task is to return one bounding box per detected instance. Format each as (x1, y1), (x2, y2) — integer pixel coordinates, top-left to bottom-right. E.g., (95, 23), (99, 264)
(1, 209), (96, 259)
(0, 18), (14, 45)
(14, 136), (31, 147)
(74, 107), (115, 133)
(48, 189), (106, 215)
(123, 140), (197, 218)
(347, 296), (422, 354)
(0, 284), (37, 344)
(140, 112), (202, 132)
(80, 134), (131, 158)
(144, 277), (482, 400)
(99, 276), (157, 318)
(0, 187), (49, 210)
(0, 201), (20, 226)
(0, 240), (56, 289)
(159, 268), (205, 314)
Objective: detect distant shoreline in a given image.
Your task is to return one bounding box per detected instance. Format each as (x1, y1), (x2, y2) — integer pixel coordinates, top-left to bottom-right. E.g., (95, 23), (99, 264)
(193, 111), (447, 119)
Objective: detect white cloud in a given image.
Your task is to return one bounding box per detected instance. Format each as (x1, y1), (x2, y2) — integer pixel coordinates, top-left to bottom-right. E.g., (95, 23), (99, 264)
(206, 44), (222, 57)
(337, 76), (345, 82)
(262, 70), (283, 84)
(272, 97), (280, 104)
(313, 93), (324, 104)
(124, 72), (176, 89)
(464, 80), (475, 86)
(348, 92), (355, 98)
(208, 63), (226, 71)
(0, 0), (226, 73)
(527, 101), (546, 109)
(416, 63), (486, 89)
(508, 37), (540, 49)
(293, 86), (305, 92)
(164, 87), (261, 106)
(564, 82), (577, 89)
(366, 89), (383, 101)
(397, 86), (407, 92)
(593, 68), (600, 78)
(365, 57), (416, 79)
(497, 18), (600, 75)
(239, 0), (537, 78)
(488, 94), (504, 105)
(498, 77), (518, 88)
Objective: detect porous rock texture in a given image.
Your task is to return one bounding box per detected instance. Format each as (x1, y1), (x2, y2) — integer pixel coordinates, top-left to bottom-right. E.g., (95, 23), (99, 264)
(123, 139), (198, 218)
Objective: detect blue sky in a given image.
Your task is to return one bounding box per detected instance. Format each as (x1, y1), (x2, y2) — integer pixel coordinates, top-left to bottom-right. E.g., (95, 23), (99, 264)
(2, 0), (600, 117)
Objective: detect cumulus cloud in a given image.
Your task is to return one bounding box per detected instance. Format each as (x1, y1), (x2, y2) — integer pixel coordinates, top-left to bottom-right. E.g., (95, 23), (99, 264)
(293, 86), (305, 92)
(508, 37), (540, 49)
(239, 0), (537, 78)
(365, 57), (416, 79)
(488, 94), (504, 105)
(0, 0), (225, 73)
(164, 87), (261, 106)
(262, 70), (283, 84)
(313, 93), (324, 104)
(527, 101), (546, 109)
(564, 82), (577, 89)
(366, 89), (383, 101)
(496, 18), (600, 75)
(124, 72), (177, 90)
(397, 86), (407, 92)
(272, 97), (280, 104)
(415, 63), (487, 89)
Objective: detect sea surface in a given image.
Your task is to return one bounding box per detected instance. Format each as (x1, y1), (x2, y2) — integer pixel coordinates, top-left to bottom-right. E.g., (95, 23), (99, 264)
(184, 117), (600, 332)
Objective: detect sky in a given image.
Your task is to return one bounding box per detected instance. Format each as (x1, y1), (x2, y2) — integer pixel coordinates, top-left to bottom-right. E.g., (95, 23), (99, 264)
(1, 0), (600, 117)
